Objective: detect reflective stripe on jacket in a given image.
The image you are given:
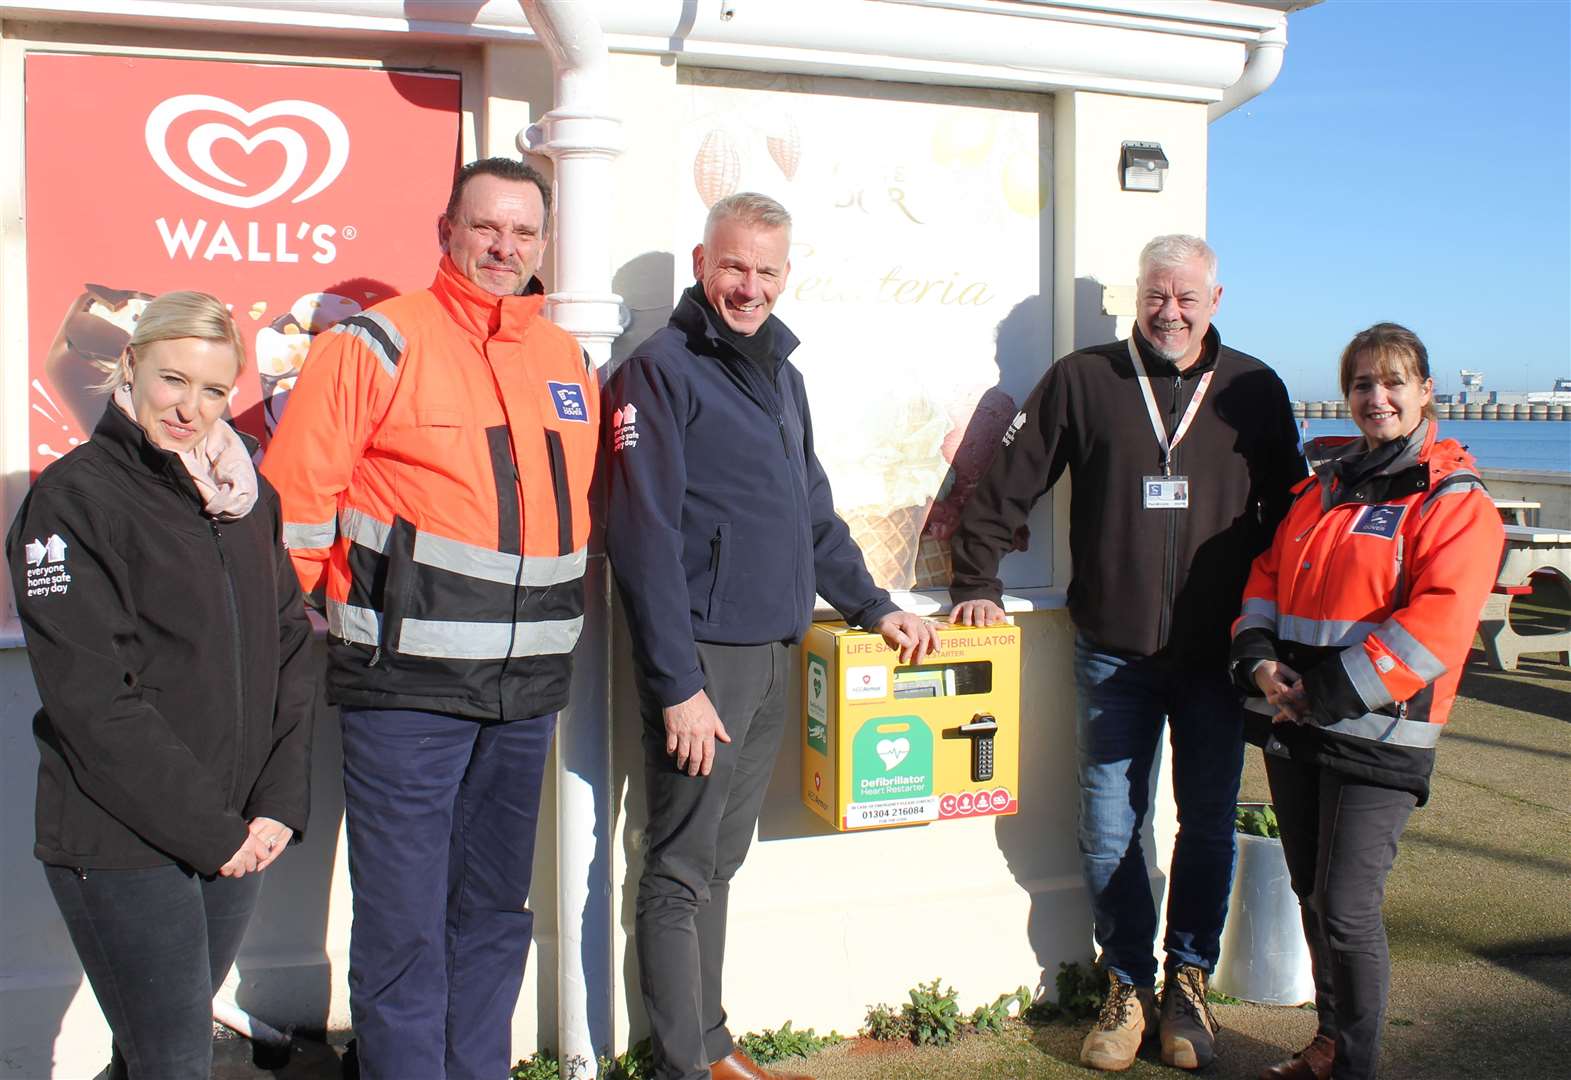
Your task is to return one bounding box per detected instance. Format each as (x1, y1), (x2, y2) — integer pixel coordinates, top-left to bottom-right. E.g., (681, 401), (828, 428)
(1231, 421), (1504, 800)
(262, 257), (599, 720)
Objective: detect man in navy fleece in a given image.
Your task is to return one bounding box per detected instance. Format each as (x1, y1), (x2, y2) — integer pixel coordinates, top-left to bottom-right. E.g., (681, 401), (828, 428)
(603, 192), (936, 1080)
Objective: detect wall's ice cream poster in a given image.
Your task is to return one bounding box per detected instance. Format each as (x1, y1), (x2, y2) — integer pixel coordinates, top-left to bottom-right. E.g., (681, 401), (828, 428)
(680, 72), (1052, 591)
(23, 54), (461, 476)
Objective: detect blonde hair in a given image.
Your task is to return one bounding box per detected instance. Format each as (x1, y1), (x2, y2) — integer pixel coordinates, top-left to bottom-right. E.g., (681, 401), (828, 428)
(98, 290), (247, 390)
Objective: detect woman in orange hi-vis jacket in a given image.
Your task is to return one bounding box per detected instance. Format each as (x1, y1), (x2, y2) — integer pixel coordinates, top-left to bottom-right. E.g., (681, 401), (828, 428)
(1230, 323), (1503, 1080)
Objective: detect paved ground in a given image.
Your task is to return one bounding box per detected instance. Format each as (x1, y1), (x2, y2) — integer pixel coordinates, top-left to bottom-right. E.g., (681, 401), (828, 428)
(210, 642), (1570, 1080)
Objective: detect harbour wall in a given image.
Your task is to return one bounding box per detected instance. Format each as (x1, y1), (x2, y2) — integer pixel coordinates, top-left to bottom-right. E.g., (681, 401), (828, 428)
(1294, 402), (1570, 421)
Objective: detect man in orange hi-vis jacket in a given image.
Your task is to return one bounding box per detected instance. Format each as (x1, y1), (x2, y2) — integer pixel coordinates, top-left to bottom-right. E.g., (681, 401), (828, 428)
(262, 158), (598, 1080)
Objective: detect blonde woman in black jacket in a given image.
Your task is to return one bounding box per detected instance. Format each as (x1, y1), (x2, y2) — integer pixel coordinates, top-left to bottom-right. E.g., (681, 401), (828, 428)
(6, 291), (313, 1080)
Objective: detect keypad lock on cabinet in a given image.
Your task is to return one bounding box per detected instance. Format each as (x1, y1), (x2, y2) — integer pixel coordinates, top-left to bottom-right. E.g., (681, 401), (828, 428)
(957, 713), (999, 782)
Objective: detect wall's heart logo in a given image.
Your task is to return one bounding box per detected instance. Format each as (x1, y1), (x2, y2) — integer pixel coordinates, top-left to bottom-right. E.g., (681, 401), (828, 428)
(144, 94), (350, 209)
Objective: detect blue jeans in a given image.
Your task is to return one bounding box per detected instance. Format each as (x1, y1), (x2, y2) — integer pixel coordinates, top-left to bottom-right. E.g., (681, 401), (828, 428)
(45, 862), (263, 1080)
(1073, 634), (1244, 987)
(340, 707), (556, 1080)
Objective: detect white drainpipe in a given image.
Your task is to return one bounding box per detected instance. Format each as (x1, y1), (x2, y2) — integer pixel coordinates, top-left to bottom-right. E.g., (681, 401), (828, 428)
(1208, 16), (1287, 122)
(515, 1), (623, 1073)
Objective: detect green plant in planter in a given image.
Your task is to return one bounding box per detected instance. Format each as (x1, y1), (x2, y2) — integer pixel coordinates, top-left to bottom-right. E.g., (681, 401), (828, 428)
(1236, 803), (1280, 839)
(904, 978), (963, 1046)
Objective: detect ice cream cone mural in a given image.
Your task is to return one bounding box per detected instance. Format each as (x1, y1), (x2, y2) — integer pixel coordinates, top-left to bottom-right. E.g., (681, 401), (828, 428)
(766, 113), (801, 180)
(255, 291), (362, 433)
(834, 387), (1028, 592)
(912, 533), (954, 591)
(837, 395), (953, 592)
(844, 502), (929, 591)
(694, 129), (742, 208)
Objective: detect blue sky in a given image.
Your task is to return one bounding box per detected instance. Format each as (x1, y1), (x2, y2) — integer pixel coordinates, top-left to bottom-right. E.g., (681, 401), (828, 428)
(1209, 0), (1570, 402)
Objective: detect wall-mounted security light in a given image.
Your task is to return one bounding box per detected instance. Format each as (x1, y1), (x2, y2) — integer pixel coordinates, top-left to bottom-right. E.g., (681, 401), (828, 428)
(1120, 141), (1168, 192)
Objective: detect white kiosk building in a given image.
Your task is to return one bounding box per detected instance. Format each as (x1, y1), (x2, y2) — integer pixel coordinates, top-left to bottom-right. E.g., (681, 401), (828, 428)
(0, 2), (1311, 1074)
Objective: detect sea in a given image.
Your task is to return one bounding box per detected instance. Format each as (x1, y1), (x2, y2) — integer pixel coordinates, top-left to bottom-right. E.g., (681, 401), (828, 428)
(1301, 419), (1570, 474)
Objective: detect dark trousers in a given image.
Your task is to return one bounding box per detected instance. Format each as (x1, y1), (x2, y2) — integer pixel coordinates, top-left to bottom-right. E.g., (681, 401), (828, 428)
(44, 861), (263, 1080)
(1265, 752), (1417, 1080)
(340, 706), (556, 1080)
(635, 642), (789, 1080)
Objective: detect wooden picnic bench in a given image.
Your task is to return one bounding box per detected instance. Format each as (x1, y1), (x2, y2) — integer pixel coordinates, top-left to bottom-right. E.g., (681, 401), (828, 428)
(1478, 524), (1571, 671)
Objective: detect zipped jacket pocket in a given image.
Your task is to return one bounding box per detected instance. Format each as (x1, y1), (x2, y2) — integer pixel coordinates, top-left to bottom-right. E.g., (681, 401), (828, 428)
(706, 522), (732, 623)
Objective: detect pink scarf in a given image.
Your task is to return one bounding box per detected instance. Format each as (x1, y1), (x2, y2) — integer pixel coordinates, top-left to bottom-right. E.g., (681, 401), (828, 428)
(114, 385), (259, 521)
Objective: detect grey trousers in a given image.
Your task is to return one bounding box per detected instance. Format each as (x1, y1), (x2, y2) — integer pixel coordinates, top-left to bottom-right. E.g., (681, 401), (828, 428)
(45, 862), (263, 1080)
(1265, 752), (1417, 1080)
(635, 641), (789, 1080)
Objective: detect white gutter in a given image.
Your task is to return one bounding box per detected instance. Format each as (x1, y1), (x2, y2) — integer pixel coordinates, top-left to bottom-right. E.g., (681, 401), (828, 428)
(0, 0), (1282, 102)
(1208, 16), (1287, 122)
(515, 1), (623, 1073)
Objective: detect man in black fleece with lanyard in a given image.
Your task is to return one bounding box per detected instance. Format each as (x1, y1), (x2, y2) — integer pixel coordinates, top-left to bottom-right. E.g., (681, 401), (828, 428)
(950, 235), (1303, 1073)
(604, 193), (937, 1080)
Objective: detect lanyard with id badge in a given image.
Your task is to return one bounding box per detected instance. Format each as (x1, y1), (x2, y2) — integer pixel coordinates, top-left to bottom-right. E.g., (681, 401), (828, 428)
(1127, 336), (1213, 510)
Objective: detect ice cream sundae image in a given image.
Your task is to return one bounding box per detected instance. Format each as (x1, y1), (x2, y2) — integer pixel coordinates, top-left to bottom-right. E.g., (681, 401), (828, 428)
(255, 291), (361, 432)
(835, 394), (954, 591)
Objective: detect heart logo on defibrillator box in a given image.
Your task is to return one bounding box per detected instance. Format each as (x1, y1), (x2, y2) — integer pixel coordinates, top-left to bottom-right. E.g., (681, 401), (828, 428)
(875, 737), (910, 770)
(852, 717), (932, 803)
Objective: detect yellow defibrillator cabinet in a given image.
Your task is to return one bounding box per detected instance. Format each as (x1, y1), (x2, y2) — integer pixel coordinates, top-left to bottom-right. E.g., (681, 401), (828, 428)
(801, 621), (1021, 831)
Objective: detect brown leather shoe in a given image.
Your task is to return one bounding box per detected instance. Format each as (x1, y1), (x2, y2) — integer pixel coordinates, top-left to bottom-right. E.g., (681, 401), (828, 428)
(1258, 1034), (1335, 1080)
(710, 1048), (814, 1080)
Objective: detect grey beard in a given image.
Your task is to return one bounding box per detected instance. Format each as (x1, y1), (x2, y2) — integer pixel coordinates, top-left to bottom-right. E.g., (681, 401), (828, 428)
(1145, 329), (1187, 361)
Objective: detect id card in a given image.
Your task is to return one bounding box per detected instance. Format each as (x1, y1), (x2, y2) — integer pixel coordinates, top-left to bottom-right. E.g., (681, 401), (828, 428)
(1143, 476), (1190, 509)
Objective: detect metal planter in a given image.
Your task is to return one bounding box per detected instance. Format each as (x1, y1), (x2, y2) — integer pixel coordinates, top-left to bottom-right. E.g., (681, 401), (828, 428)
(1213, 829), (1315, 1005)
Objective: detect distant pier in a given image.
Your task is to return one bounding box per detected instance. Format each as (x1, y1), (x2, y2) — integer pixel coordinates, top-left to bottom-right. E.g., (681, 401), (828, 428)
(1294, 401), (1569, 421)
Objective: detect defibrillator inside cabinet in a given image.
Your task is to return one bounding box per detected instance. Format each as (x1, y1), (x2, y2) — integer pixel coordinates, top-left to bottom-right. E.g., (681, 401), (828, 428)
(801, 622), (1021, 831)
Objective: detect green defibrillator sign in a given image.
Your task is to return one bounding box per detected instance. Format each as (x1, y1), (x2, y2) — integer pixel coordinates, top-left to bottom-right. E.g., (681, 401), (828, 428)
(847, 715), (934, 827)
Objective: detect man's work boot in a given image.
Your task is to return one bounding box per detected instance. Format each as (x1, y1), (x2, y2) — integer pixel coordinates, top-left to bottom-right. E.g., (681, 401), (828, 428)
(1079, 972), (1156, 1071)
(1258, 1034), (1335, 1080)
(1159, 964), (1220, 1069)
(710, 1048), (814, 1080)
